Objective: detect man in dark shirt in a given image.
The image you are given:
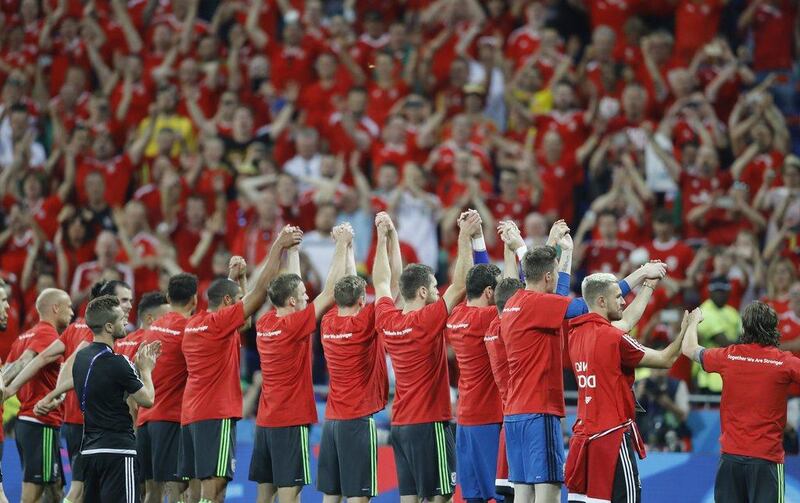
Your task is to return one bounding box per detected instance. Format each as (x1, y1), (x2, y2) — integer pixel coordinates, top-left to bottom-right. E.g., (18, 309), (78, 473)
(73, 295), (160, 503)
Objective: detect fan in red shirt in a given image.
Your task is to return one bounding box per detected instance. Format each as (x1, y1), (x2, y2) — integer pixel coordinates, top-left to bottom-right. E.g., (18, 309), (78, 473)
(373, 210), (478, 500)
(683, 302), (800, 502)
(317, 233), (394, 500)
(1, 288), (73, 501)
(250, 225), (348, 499)
(575, 209), (635, 276)
(645, 210), (695, 281)
(739, 0), (797, 73)
(444, 261), (504, 502)
(134, 273), (198, 501)
(535, 130), (585, 225)
(183, 226), (301, 503)
(565, 274), (690, 503)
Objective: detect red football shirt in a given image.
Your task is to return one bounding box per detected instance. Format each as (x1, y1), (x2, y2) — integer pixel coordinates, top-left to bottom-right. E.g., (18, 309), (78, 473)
(702, 344), (800, 463)
(568, 313), (645, 435)
(500, 289), (571, 417)
(444, 303), (503, 425)
(484, 316), (510, 411)
(582, 241), (635, 275)
(60, 319), (93, 425)
(255, 304), (318, 428)
(136, 312), (188, 426)
(115, 329), (146, 363)
(182, 303), (246, 425)
(320, 304), (388, 420)
(16, 321), (63, 427)
(645, 238), (695, 280)
(375, 297), (451, 425)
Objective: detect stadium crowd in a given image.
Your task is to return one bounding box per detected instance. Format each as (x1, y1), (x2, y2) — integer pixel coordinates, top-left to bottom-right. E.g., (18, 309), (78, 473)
(0, 0), (798, 500)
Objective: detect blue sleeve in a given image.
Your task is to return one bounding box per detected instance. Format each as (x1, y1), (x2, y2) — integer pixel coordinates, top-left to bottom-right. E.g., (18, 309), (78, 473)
(619, 280), (631, 297)
(473, 249), (490, 265)
(556, 272), (571, 296)
(565, 298), (589, 319)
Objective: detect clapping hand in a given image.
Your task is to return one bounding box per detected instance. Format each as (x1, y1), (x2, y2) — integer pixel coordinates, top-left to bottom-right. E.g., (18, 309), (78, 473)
(135, 341), (162, 373)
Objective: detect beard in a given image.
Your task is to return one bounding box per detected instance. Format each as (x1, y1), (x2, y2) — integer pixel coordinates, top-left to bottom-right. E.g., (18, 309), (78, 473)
(112, 327), (127, 339)
(608, 308), (624, 322)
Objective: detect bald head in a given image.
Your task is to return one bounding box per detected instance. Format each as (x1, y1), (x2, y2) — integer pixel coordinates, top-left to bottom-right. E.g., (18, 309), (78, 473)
(36, 288), (73, 331)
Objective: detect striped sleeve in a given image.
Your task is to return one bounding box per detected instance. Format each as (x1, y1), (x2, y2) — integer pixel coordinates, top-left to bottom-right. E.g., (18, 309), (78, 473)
(620, 334), (646, 368)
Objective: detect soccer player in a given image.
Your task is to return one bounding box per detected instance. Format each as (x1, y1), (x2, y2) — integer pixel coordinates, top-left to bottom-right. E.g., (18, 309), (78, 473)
(250, 224), (350, 503)
(116, 291), (170, 362)
(73, 295), (160, 503)
(0, 288), (73, 502)
(682, 301), (800, 503)
(499, 226), (666, 503)
(184, 225), (302, 503)
(0, 279), (11, 503)
(444, 261), (503, 503)
(137, 273), (198, 503)
(25, 280), (134, 503)
(565, 273), (693, 503)
(373, 210), (481, 502)
(317, 215), (400, 503)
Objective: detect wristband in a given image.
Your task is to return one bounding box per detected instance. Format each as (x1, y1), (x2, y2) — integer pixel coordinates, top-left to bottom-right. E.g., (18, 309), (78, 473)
(515, 245), (528, 262)
(471, 236), (487, 251)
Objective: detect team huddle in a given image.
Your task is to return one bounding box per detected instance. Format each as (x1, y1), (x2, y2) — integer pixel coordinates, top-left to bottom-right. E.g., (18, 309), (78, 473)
(0, 208), (798, 503)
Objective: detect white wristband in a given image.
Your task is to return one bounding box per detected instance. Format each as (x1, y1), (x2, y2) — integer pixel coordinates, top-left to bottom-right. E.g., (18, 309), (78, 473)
(472, 236), (487, 252)
(515, 245), (528, 262)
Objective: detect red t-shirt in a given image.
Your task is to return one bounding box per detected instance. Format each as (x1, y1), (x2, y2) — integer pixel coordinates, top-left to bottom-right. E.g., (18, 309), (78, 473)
(702, 344), (800, 463)
(674, 0), (724, 62)
(778, 311), (800, 358)
(444, 303), (503, 425)
(320, 304), (388, 420)
(16, 321), (63, 426)
(115, 329), (146, 363)
(484, 315), (510, 411)
(375, 296), (451, 424)
(506, 26), (541, 68)
(582, 241), (635, 275)
(500, 289), (571, 417)
(645, 239), (695, 280)
(534, 111), (589, 154)
(60, 319), (93, 425)
(136, 312), (188, 426)
(568, 313), (645, 435)
(751, 0), (797, 72)
(182, 303), (246, 425)
(255, 304), (318, 427)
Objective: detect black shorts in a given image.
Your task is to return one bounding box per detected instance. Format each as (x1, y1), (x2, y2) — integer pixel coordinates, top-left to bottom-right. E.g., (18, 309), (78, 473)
(82, 453), (139, 503)
(15, 419), (64, 485)
(249, 424), (312, 487)
(390, 421), (456, 498)
(611, 431), (641, 503)
(62, 422), (85, 482)
(317, 416), (378, 498)
(137, 421), (182, 482)
(180, 418), (237, 481)
(714, 453), (785, 503)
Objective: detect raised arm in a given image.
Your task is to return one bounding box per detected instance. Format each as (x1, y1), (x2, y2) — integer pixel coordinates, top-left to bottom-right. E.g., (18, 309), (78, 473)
(611, 279), (657, 332)
(639, 309), (697, 369)
(442, 210), (481, 313)
(312, 224), (352, 318)
(242, 225), (303, 318)
(372, 213), (393, 300)
(681, 308), (705, 363)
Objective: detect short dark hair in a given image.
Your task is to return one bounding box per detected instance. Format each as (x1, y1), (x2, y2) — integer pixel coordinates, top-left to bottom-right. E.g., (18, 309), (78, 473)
(207, 278), (241, 309)
(740, 302), (780, 347)
(268, 274), (303, 307)
(597, 209), (618, 220)
(137, 291), (168, 323)
(522, 246), (558, 283)
(495, 278), (524, 313)
(86, 295), (121, 335)
(334, 275), (367, 307)
(399, 264), (434, 301)
(653, 209), (674, 225)
(167, 273), (199, 306)
(466, 264), (501, 300)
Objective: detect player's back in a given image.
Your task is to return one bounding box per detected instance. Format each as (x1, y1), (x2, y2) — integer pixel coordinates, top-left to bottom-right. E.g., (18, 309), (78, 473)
(375, 297), (450, 424)
(568, 313), (645, 435)
(137, 311), (188, 425)
(444, 303), (502, 425)
(703, 343), (800, 463)
(500, 289), (570, 417)
(321, 304), (388, 420)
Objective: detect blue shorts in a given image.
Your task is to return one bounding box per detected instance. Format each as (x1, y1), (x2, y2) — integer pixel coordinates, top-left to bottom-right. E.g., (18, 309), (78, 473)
(456, 423), (502, 501)
(504, 413), (564, 485)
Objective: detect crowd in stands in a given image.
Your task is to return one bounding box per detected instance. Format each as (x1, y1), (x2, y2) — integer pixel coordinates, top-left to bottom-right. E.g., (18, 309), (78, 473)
(0, 0), (799, 452)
